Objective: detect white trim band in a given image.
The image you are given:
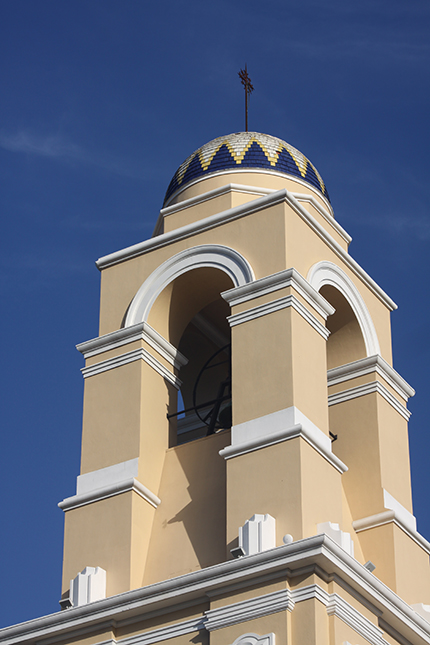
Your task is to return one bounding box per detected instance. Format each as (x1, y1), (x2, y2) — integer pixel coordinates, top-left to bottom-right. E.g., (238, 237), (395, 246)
(205, 589), (294, 631)
(117, 617), (206, 645)
(220, 408), (347, 474)
(96, 189), (395, 312)
(77, 323), (187, 370)
(59, 478), (161, 511)
(353, 511), (430, 556)
(326, 592), (387, 645)
(327, 355), (414, 402)
(222, 267), (334, 319)
(328, 381), (411, 421)
(80, 348), (182, 389)
(227, 294), (330, 340)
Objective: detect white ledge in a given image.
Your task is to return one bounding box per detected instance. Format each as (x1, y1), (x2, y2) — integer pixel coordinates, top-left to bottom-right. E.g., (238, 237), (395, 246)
(222, 267), (335, 319)
(353, 511), (430, 556)
(80, 348), (182, 389)
(59, 478), (161, 511)
(226, 294), (330, 340)
(96, 189), (396, 312)
(220, 422), (347, 474)
(328, 381), (411, 421)
(1, 535), (430, 645)
(77, 322), (188, 370)
(327, 355), (415, 401)
(205, 589), (293, 631)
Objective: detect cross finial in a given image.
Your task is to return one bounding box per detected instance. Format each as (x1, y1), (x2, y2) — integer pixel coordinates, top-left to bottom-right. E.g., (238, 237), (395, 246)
(238, 64), (254, 132)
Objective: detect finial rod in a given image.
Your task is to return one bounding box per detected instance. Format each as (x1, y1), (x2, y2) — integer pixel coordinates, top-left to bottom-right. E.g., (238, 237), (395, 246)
(238, 64), (254, 132)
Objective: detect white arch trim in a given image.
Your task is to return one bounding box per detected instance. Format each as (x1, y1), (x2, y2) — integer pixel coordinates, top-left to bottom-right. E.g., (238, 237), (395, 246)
(307, 261), (380, 357)
(125, 244), (255, 327)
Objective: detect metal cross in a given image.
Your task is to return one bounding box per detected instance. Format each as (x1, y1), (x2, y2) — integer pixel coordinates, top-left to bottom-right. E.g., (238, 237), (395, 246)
(238, 65), (254, 132)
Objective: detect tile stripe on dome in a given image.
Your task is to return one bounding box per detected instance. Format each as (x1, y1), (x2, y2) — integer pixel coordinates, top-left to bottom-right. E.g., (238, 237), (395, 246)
(164, 132), (330, 205)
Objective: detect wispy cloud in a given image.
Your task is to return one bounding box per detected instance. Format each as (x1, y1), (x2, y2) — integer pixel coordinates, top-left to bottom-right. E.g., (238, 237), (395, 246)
(0, 130), (145, 179)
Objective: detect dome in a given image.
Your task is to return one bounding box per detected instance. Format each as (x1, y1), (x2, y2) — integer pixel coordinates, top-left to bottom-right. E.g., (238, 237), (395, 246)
(164, 132), (330, 206)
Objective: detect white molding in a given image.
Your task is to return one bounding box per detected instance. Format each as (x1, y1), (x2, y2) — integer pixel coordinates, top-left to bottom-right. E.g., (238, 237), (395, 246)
(125, 244), (254, 327)
(77, 323), (188, 370)
(80, 348), (182, 390)
(76, 459), (139, 496)
(327, 381), (411, 421)
(227, 294), (330, 340)
(307, 261), (382, 356)
(326, 593), (388, 645)
(163, 167), (333, 213)
(95, 190), (396, 315)
(59, 477), (161, 512)
(220, 407), (347, 474)
(353, 511), (430, 556)
(118, 617), (206, 645)
(222, 267), (335, 319)
(383, 490), (416, 533)
(291, 584), (387, 645)
(327, 355), (415, 401)
(204, 589), (293, 631)
(291, 192), (352, 244)
(156, 182), (274, 231)
(291, 583), (330, 605)
(2, 535), (430, 645)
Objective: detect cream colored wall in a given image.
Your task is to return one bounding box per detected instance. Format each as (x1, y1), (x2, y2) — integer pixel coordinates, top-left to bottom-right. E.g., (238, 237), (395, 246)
(62, 491), (156, 597)
(143, 431), (230, 585)
(226, 438), (343, 548)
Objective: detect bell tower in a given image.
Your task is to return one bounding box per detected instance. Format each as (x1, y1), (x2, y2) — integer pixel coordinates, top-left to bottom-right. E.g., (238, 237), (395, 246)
(9, 131), (427, 645)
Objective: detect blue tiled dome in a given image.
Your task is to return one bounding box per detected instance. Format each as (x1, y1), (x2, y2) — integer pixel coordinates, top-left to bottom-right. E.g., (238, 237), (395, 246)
(164, 132), (330, 205)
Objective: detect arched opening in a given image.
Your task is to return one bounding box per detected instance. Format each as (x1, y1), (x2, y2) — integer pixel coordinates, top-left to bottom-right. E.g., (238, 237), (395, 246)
(321, 285), (367, 370)
(148, 267), (234, 445)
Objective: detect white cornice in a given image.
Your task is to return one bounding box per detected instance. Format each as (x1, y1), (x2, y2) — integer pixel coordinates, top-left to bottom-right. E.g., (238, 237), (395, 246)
(291, 192), (352, 244)
(328, 381), (411, 421)
(58, 478), (161, 512)
(117, 617), (205, 645)
(227, 294), (330, 340)
(163, 168), (333, 214)
(353, 511), (430, 556)
(219, 422), (347, 474)
(77, 322), (188, 370)
(95, 189), (396, 312)
(222, 267), (335, 319)
(326, 592), (388, 645)
(204, 589), (294, 631)
(1, 536), (429, 645)
(80, 348), (182, 390)
(327, 356), (414, 402)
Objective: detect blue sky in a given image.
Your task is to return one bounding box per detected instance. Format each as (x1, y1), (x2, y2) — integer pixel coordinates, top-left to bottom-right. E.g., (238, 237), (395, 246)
(1, 0), (429, 628)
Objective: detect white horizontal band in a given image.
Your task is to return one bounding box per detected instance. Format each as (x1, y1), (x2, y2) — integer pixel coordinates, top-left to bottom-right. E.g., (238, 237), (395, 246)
(328, 381), (411, 421)
(96, 189), (396, 312)
(205, 589), (294, 631)
(227, 294), (330, 340)
(77, 322), (187, 370)
(222, 267), (334, 319)
(58, 478), (161, 511)
(118, 617), (205, 645)
(327, 355), (414, 401)
(353, 511), (430, 556)
(220, 422), (347, 473)
(81, 348), (182, 389)
(3, 535), (430, 645)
